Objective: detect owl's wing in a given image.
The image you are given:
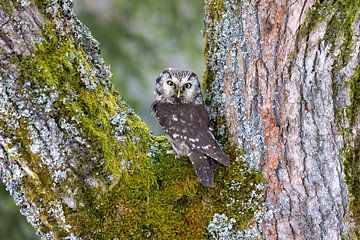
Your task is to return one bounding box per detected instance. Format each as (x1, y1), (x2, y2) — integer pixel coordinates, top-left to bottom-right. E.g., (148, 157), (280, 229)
(188, 151), (217, 186)
(152, 102), (230, 166)
(185, 129), (230, 166)
(183, 104), (230, 166)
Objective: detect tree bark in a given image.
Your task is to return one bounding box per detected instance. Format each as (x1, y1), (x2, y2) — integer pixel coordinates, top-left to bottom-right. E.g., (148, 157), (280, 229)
(204, 0), (360, 239)
(0, 0), (359, 239)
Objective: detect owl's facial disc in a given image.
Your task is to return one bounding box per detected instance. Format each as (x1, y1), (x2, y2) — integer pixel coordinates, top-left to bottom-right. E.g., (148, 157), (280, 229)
(170, 78), (192, 101)
(155, 68), (203, 104)
(163, 77), (180, 100)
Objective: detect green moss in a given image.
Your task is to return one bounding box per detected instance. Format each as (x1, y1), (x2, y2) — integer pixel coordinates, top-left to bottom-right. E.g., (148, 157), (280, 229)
(212, 150), (265, 230)
(56, 130), (261, 239)
(115, 138), (204, 239)
(323, 1), (360, 238)
(347, 68), (360, 125)
(327, 1), (360, 74)
(4, 7), (266, 239)
(344, 141), (360, 238)
(202, 0), (265, 236)
(33, 0), (52, 12)
(0, 0), (16, 15)
(299, 0), (360, 71)
(343, 68), (360, 239)
(103, 137), (264, 239)
(298, 2), (325, 38)
(203, 66), (216, 94)
(1, 116), (65, 235)
(300, 1), (360, 237)
(203, 0), (225, 90)
(205, 0), (225, 24)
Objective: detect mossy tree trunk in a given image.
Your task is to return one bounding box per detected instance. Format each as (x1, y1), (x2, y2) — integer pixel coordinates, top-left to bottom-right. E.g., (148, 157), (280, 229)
(204, 0), (360, 239)
(0, 0), (359, 239)
(0, 1), (264, 239)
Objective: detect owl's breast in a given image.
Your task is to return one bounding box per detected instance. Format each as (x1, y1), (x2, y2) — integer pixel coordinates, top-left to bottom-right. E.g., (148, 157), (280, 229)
(152, 101), (212, 156)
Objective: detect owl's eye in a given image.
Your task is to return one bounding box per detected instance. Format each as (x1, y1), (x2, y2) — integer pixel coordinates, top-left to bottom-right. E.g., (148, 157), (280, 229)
(167, 80), (174, 86)
(184, 83), (192, 89)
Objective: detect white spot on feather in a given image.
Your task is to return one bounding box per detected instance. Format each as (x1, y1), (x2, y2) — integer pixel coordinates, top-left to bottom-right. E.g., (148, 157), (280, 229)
(172, 114), (178, 121)
(189, 137), (199, 142)
(202, 145), (212, 150)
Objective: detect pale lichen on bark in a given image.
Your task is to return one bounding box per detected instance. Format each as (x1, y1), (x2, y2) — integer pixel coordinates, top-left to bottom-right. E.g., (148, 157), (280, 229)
(0, 0), (265, 239)
(0, 0), (117, 238)
(0, 0), (147, 238)
(204, 0), (266, 238)
(296, 1), (360, 238)
(2, 0), (358, 239)
(204, 0), (360, 239)
(204, 0), (264, 169)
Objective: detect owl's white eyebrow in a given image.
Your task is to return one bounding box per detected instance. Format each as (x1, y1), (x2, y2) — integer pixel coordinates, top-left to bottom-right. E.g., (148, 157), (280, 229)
(171, 78), (181, 83)
(180, 78), (191, 83)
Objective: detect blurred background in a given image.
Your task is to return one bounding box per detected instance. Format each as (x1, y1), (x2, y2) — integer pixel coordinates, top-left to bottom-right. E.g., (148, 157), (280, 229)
(0, 0), (205, 239)
(76, 0), (205, 134)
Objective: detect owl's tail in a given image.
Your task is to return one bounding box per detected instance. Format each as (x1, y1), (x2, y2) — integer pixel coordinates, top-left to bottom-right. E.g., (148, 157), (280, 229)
(188, 152), (218, 187)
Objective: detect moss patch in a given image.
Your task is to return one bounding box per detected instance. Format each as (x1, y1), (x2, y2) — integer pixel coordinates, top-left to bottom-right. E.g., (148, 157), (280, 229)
(299, 1), (360, 237)
(205, 0), (225, 21)
(347, 69), (360, 125)
(299, 0), (360, 72)
(0, 0), (16, 15)
(202, 0), (266, 237)
(6, 20), (266, 239)
(298, 2), (325, 38)
(343, 68), (360, 238)
(69, 136), (264, 239)
(203, 0), (225, 90)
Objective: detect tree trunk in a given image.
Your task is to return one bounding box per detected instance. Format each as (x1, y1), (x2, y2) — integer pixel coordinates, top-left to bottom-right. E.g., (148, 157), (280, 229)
(204, 0), (360, 239)
(0, 0), (359, 239)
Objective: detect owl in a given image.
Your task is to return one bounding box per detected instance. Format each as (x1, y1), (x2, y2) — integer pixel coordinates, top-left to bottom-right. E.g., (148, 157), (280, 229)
(151, 68), (230, 186)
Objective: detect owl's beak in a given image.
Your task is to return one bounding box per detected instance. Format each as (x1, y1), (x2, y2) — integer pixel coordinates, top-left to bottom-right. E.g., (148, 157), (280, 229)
(177, 88), (181, 98)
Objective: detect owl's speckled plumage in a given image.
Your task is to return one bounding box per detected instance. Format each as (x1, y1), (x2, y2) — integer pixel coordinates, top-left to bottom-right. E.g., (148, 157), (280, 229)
(151, 68), (230, 186)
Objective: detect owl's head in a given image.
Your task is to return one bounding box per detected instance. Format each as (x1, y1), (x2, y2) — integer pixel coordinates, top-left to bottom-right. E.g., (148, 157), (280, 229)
(155, 68), (203, 104)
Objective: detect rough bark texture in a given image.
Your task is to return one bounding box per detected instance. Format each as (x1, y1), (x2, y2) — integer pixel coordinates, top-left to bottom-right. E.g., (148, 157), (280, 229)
(0, 1), (264, 239)
(1, 0), (359, 239)
(204, 0), (360, 239)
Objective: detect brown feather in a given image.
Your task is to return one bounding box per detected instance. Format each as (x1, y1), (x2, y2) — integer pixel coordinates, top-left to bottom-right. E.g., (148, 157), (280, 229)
(152, 102), (230, 166)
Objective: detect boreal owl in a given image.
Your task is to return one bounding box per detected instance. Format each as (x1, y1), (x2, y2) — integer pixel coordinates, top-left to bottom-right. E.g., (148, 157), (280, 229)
(151, 68), (230, 186)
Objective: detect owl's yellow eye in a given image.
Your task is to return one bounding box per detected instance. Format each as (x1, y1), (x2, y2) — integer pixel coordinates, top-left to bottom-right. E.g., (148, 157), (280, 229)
(184, 83), (192, 89)
(167, 80), (174, 86)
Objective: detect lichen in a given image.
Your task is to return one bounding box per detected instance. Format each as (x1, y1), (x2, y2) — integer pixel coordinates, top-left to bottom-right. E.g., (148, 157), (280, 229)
(343, 68), (360, 238)
(298, 0), (360, 86)
(203, 0), (266, 237)
(346, 68), (360, 125)
(1, 1), (267, 239)
(298, 2), (326, 39)
(298, 0), (360, 238)
(204, 0), (263, 168)
(203, 0), (225, 91)
(207, 213), (262, 240)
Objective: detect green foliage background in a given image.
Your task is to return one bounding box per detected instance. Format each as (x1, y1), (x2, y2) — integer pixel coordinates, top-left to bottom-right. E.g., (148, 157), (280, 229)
(75, 0), (205, 134)
(0, 1), (204, 239)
